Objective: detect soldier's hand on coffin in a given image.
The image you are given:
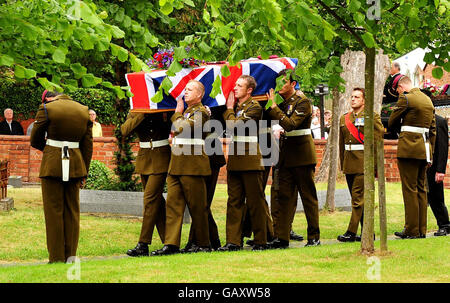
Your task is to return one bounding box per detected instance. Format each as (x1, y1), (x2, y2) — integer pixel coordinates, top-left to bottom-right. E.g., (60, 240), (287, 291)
(175, 96), (185, 113)
(226, 91), (235, 109)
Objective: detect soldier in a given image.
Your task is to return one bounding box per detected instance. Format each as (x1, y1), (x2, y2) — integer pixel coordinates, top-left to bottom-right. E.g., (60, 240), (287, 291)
(337, 88), (384, 242)
(388, 76), (436, 239)
(30, 90), (93, 263)
(265, 69), (320, 248)
(382, 62), (403, 105)
(151, 80), (212, 255)
(218, 75), (269, 251)
(121, 111), (171, 257)
(181, 127), (226, 252)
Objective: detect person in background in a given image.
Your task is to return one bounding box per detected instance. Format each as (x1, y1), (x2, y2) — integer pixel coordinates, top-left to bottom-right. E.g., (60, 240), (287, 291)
(89, 109), (103, 137)
(0, 108), (24, 135)
(311, 106), (321, 139)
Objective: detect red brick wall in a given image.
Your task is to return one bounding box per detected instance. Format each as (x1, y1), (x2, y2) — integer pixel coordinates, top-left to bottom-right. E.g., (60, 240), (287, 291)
(419, 63), (450, 88)
(1, 136), (449, 187)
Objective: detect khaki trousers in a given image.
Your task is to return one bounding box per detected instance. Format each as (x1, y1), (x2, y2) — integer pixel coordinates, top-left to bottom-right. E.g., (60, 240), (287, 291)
(398, 158), (428, 236)
(164, 174), (210, 247)
(276, 165), (320, 241)
(138, 174), (166, 244)
(187, 166), (221, 247)
(41, 177), (82, 263)
(345, 174), (365, 234)
(226, 171), (267, 246)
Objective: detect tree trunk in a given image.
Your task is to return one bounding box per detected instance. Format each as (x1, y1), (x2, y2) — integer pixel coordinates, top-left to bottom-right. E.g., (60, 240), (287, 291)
(323, 87), (340, 211)
(361, 47), (376, 255)
(377, 139), (388, 252)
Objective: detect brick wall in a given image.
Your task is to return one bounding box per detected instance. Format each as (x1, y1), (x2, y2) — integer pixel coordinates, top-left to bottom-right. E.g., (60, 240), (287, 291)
(1, 135), (449, 187)
(419, 63), (450, 88)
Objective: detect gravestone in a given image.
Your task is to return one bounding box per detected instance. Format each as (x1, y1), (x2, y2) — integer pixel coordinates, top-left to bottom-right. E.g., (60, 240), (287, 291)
(0, 197), (14, 211)
(8, 176), (22, 188)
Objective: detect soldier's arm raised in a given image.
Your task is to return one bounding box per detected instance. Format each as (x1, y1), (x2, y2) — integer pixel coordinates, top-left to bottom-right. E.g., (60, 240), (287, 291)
(120, 112), (145, 137)
(269, 98), (310, 132)
(30, 104), (49, 151)
(388, 94), (408, 129)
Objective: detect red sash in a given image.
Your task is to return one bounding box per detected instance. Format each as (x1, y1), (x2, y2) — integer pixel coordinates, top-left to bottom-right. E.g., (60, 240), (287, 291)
(345, 112), (364, 144)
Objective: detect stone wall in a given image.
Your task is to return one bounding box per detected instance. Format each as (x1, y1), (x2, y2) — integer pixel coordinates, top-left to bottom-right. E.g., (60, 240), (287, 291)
(2, 135), (449, 187)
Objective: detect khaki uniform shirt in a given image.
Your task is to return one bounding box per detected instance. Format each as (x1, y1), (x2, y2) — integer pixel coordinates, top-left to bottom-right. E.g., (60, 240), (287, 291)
(388, 88), (436, 160)
(268, 92), (316, 167)
(223, 97), (264, 171)
(30, 95), (93, 178)
(169, 103), (211, 176)
(339, 111), (384, 174)
(121, 112), (171, 175)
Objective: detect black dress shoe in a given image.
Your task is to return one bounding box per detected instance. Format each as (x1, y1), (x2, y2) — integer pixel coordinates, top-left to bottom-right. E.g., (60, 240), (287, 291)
(126, 242), (149, 257)
(304, 239), (321, 247)
(394, 229), (407, 239)
(434, 228), (448, 237)
(337, 231), (357, 242)
(290, 230), (304, 241)
(252, 244), (269, 251)
(269, 238), (289, 249)
(355, 235), (361, 242)
(211, 239), (222, 250)
(217, 243), (242, 252)
(180, 242), (196, 254)
(150, 245), (180, 256)
(419, 234), (426, 238)
(186, 246), (212, 253)
(246, 239), (255, 246)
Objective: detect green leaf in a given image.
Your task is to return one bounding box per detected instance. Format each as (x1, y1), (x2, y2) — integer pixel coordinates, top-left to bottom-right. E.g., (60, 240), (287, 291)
(184, 0), (195, 6)
(0, 54), (14, 67)
(52, 47), (66, 63)
(37, 77), (62, 91)
(151, 90), (163, 103)
(432, 67), (443, 79)
(70, 63), (87, 79)
(354, 12), (365, 25)
(82, 73), (102, 87)
(80, 1), (102, 25)
(24, 68), (36, 79)
(123, 15), (132, 28)
(443, 60), (450, 73)
(160, 2), (174, 15)
(199, 41), (212, 53)
(423, 52), (435, 64)
(348, 0), (361, 13)
(361, 32), (375, 48)
(81, 35), (95, 50)
(102, 81), (114, 89)
(111, 44), (128, 62)
(221, 65), (231, 77)
(173, 46), (188, 60)
(110, 25), (125, 39)
(14, 65), (25, 78)
(203, 9), (211, 25)
(166, 60), (182, 77)
(97, 38), (110, 52)
(113, 85), (125, 99)
(160, 77), (173, 94)
(210, 75), (222, 98)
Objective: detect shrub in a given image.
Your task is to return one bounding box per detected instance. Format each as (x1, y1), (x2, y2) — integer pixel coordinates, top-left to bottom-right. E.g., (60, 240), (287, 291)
(85, 160), (117, 190)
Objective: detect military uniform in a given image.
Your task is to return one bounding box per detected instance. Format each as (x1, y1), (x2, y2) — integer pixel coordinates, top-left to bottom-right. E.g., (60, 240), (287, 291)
(30, 94), (93, 263)
(267, 92), (319, 242)
(223, 98), (268, 246)
(165, 103), (211, 248)
(388, 88), (436, 237)
(339, 111), (384, 235)
(121, 112), (171, 246)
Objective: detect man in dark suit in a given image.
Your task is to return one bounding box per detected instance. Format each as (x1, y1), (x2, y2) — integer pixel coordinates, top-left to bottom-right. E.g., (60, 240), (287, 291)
(0, 108), (24, 135)
(30, 90), (93, 263)
(382, 62), (403, 105)
(427, 114), (450, 236)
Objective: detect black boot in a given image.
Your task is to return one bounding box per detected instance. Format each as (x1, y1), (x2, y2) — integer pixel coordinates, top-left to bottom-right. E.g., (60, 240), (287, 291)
(150, 245), (180, 256)
(217, 243), (242, 252)
(268, 238), (289, 249)
(304, 239), (321, 247)
(126, 242), (149, 257)
(290, 230), (304, 241)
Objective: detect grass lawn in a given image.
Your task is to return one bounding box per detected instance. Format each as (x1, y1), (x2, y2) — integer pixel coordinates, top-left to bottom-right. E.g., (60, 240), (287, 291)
(0, 182), (449, 283)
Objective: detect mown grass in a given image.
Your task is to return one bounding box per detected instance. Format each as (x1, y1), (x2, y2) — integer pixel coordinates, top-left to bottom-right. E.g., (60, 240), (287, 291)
(0, 183), (449, 283)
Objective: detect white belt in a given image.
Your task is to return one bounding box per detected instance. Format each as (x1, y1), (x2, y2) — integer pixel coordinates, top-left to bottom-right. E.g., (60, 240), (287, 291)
(401, 126), (431, 162)
(172, 137), (205, 145)
(46, 139), (79, 182)
(285, 129), (312, 137)
(400, 126), (429, 134)
(345, 144), (364, 151)
(233, 136), (258, 143)
(46, 139), (79, 149)
(139, 139), (169, 149)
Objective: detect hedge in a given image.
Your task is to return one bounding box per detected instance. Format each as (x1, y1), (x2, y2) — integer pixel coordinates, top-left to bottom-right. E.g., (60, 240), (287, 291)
(0, 78), (125, 125)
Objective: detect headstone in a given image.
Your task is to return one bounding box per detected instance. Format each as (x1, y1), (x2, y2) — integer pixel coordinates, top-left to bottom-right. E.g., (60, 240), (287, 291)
(8, 176), (22, 188)
(0, 197), (14, 211)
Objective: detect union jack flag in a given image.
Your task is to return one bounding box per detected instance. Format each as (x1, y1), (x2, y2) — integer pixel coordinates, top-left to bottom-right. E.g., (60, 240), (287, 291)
(125, 57), (298, 111)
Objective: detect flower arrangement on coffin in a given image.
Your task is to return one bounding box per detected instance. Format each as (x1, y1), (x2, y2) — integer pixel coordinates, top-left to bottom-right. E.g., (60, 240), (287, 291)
(381, 104), (396, 117)
(145, 47), (205, 69)
(422, 80), (442, 97)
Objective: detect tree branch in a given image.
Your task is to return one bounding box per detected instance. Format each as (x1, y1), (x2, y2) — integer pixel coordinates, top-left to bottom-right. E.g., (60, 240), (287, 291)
(316, 0), (365, 48)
